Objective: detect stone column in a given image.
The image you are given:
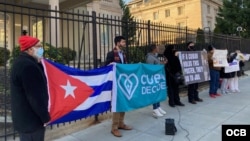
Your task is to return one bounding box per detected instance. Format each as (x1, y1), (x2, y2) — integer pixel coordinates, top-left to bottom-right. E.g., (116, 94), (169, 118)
(49, 0), (60, 47)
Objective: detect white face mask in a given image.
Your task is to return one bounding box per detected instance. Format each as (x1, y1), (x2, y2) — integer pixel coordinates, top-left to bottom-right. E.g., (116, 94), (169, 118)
(33, 47), (44, 59)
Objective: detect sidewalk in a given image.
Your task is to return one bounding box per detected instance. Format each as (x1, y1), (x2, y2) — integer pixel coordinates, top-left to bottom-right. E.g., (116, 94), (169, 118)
(54, 72), (250, 141)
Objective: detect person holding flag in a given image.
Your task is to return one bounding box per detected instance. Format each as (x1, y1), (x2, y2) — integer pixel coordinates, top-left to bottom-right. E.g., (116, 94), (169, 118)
(10, 35), (50, 141)
(146, 44), (167, 117)
(105, 36), (132, 137)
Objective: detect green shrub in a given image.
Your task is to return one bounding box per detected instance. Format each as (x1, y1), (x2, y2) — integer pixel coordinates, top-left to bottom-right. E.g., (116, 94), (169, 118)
(127, 46), (147, 63)
(0, 47), (10, 66)
(10, 43), (76, 65)
(43, 43), (64, 64)
(57, 47), (76, 64)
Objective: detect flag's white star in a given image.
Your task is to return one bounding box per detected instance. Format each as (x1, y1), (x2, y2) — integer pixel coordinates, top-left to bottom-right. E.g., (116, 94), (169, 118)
(60, 80), (77, 99)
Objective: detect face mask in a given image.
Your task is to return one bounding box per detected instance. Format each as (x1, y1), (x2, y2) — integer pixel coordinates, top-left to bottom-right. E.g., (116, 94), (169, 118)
(189, 46), (194, 50)
(33, 47), (44, 59)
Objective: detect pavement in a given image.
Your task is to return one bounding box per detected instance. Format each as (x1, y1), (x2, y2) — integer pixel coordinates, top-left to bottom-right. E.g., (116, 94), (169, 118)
(53, 72), (250, 141)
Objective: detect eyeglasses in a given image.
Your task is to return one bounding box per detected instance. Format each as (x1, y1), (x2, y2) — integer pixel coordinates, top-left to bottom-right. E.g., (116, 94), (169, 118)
(33, 45), (42, 48)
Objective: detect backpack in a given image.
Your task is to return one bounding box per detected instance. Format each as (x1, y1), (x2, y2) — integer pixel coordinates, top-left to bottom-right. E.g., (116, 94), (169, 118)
(165, 118), (177, 135)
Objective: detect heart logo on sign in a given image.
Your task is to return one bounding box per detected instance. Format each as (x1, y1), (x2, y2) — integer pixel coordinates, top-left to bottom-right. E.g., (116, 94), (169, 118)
(117, 73), (139, 100)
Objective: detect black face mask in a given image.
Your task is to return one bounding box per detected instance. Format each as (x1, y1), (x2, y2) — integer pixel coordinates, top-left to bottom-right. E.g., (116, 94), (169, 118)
(189, 46), (195, 50)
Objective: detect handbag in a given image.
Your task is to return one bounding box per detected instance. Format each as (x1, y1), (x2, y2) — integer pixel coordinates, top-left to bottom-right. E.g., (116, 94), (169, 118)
(174, 72), (184, 85)
(165, 118), (177, 135)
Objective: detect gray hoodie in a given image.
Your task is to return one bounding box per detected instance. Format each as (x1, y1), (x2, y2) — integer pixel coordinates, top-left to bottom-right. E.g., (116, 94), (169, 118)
(146, 53), (161, 65)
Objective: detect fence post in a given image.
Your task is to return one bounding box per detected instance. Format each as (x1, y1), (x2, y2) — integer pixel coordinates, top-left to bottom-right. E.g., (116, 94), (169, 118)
(92, 11), (99, 122)
(185, 26), (188, 43)
(92, 11), (98, 69)
(147, 20), (151, 45)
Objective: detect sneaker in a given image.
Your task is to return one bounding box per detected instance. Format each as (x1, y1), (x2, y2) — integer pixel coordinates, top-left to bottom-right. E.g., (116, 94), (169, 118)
(153, 109), (163, 117)
(230, 90), (236, 93)
(221, 90), (226, 94)
(235, 89), (240, 93)
(209, 94), (216, 98)
(158, 107), (166, 115)
(214, 93), (221, 96)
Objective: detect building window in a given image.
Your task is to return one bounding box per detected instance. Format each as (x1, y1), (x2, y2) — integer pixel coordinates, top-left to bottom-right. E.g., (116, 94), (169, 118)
(165, 9), (170, 17)
(153, 12), (159, 20)
(103, 0), (112, 2)
(207, 21), (212, 28)
(0, 13), (9, 48)
(207, 5), (210, 14)
(32, 20), (43, 41)
(101, 24), (109, 46)
(177, 6), (184, 15)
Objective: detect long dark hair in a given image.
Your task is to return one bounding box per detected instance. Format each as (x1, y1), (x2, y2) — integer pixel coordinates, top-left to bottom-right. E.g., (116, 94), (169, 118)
(164, 44), (175, 58)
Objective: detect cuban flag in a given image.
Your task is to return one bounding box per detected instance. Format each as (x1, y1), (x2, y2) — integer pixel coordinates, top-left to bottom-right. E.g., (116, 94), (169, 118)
(41, 59), (112, 124)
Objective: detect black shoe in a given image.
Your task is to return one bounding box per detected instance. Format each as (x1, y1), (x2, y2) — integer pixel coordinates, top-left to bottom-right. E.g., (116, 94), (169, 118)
(195, 98), (203, 102)
(169, 104), (175, 107)
(176, 102), (185, 106)
(189, 100), (197, 104)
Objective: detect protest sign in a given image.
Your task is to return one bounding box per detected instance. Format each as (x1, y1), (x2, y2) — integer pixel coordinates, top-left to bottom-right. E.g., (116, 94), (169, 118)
(224, 60), (240, 73)
(213, 49), (228, 67)
(178, 51), (210, 85)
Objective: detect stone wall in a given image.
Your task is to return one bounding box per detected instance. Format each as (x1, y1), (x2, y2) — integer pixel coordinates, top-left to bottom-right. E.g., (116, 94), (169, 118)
(45, 113), (112, 141)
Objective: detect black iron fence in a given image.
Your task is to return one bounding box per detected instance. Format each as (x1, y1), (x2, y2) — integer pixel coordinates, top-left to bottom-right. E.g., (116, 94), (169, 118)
(1, 1), (250, 140)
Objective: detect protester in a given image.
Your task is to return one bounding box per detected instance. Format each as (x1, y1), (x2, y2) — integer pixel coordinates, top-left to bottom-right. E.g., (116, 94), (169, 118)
(105, 36), (132, 137)
(186, 41), (203, 104)
(146, 44), (167, 117)
(164, 44), (185, 107)
(228, 50), (243, 93)
(207, 45), (221, 98)
(220, 52), (236, 94)
(10, 35), (50, 141)
(236, 50), (245, 78)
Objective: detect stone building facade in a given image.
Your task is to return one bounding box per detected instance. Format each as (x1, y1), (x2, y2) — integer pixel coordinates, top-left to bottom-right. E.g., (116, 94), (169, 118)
(128, 0), (223, 31)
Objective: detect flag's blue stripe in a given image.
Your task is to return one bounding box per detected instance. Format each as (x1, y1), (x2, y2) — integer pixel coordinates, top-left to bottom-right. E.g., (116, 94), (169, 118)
(90, 81), (112, 97)
(45, 59), (113, 75)
(50, 101), (111, 124)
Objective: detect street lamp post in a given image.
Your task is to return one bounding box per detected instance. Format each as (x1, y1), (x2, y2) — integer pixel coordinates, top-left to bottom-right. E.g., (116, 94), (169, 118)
(22, 25), (28, 35)
(237, 26), (243, 50)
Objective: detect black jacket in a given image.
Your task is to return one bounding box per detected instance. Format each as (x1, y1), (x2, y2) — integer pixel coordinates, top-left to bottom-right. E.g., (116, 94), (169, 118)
(10, 52), (50, 133)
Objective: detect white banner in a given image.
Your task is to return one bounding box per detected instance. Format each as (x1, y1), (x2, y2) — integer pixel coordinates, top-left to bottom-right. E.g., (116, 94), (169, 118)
(213, 49), (229, 67)
(224, 60), (240, 73)
(243, 53), (250, 61)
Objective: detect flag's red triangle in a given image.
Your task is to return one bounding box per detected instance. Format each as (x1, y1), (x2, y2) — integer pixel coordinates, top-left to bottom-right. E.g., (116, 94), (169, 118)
(43, 60), (94, 123)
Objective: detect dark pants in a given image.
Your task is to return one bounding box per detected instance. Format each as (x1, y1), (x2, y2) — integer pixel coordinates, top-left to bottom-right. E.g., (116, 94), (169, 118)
(168, 75), (181, 105)
(19, 127), (45, 141)
(188, 83), (199, 102)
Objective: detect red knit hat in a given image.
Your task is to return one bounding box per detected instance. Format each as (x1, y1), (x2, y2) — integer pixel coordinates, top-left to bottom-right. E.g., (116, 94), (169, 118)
(18, 36), (40, 51)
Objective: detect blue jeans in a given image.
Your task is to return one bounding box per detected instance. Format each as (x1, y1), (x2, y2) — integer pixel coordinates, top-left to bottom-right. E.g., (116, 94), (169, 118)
(153, 102), (160, 109)
(209, 69), (220, 94)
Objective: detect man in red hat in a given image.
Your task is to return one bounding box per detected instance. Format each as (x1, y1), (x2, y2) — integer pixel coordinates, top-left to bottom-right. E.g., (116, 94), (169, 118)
(10, 35), (50, 141)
